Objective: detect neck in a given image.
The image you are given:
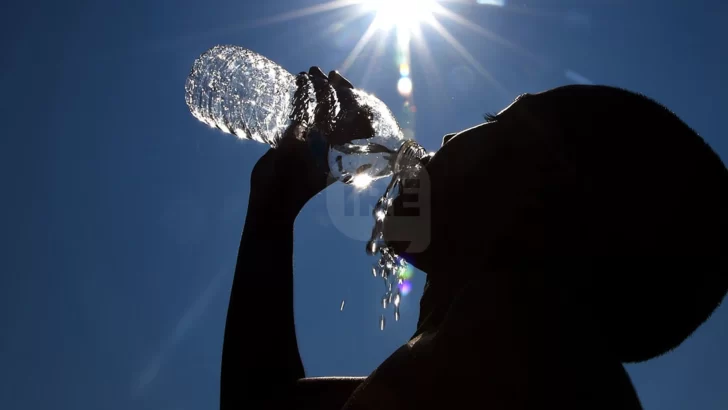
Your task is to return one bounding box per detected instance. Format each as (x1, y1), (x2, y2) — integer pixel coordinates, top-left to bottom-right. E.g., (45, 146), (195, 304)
(414, 270), (643, 409)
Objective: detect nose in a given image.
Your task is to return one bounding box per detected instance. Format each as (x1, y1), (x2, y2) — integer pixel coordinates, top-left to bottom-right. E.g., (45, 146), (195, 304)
(441, 133), (457, 146)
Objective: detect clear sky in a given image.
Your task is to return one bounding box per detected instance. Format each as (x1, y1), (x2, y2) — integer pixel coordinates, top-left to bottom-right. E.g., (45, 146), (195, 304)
(1, 1), (727, 409)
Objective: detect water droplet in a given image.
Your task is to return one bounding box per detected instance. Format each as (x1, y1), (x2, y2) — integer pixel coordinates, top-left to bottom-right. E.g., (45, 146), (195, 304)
(380, 315), (386, 330)
(363, 140), (427, 325)
(340, 300), (346, 311)
(367, 240), (378, 255)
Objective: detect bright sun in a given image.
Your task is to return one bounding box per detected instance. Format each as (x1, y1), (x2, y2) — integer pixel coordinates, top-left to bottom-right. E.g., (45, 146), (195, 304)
(362, 0), (438, 31)
(250, 0), (515, 188)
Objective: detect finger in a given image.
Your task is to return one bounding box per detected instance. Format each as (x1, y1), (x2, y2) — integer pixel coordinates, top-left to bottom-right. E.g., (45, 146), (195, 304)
(335, 82), (356, 111)
(328, 70), (354, 89)
(329, 71), (357, 121)
(308, 66), (328, 80)
(290, 73), (316, 129)
(328, 103), (374, 145)
(309, 70), (337, 136)
(328, 75), (373, 145)
(309, 66), (330, 97)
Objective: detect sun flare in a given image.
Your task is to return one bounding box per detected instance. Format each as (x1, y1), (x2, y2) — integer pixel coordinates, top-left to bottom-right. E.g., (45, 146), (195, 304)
(352, 174), (375, 189)
(250, 0), (520, 151)
(361, 0), (438, 32)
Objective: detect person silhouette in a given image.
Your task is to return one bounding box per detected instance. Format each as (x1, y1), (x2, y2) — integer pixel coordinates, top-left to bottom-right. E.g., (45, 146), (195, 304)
(219, 69), (728, 410)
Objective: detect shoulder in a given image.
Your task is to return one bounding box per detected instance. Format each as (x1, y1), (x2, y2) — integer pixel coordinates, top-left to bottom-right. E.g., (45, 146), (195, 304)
(342, 277), (642, 409)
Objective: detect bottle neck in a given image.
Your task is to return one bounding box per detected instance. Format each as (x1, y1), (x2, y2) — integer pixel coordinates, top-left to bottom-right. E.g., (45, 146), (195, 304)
(392, 140), (428, 174)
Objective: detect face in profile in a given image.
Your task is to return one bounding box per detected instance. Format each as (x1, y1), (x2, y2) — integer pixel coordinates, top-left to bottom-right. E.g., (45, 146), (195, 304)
(382, 84), (728, 364)
(382, 92), (534, 275)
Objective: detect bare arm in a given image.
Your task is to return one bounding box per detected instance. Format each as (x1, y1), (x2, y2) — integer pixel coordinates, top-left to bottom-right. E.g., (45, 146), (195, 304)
(219, 67), (369, 410)
(220, 186), (304, 410)
(220, 156), (365, 410)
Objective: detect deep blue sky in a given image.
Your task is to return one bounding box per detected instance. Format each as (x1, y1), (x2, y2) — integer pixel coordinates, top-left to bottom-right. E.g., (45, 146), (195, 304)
(1, 1), (727, 409)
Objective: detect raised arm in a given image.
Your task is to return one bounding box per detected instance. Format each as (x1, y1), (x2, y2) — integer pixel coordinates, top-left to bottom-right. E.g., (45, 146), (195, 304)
(220, 184), (302, 410)
(219, 125), (330, 410)
(220, 67), (371, 410)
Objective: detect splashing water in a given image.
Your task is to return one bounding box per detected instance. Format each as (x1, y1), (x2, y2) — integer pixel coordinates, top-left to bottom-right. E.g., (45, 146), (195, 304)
(365, 140), (427, 329)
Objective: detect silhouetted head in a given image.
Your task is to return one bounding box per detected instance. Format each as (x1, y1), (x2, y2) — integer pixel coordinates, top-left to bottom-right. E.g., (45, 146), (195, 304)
(383, 85), (728, 363)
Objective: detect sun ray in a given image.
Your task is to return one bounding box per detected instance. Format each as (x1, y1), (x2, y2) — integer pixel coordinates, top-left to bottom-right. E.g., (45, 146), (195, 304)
(250, 0), (362, 27)
(339, 19), (382, 74)
(408, 24), (445, 100)
(322, 8), (373, 37)
(238, 0), (526, 127)
(360, 28), (392, 88)
(426, 18), (510, 99)
(439, 0), (564, 19)
(431, 3), (543, 65)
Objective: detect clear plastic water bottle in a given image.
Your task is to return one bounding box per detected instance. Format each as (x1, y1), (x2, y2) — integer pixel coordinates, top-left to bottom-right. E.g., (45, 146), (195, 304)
(184, 45), (412, 184)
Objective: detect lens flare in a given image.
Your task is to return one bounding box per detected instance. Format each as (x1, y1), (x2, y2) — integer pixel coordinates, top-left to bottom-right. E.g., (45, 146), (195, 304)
(397, 77), (413, 96)
(399, 63), (410, 76)
(399, 264), (414, 280)
(398, 280), (413, 295)
(352, 173), (374, 189)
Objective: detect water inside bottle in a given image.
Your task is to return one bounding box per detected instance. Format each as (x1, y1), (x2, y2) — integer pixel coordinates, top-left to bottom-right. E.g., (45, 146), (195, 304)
(185, 45), (297, 147)
(186, 45), (409, 185)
